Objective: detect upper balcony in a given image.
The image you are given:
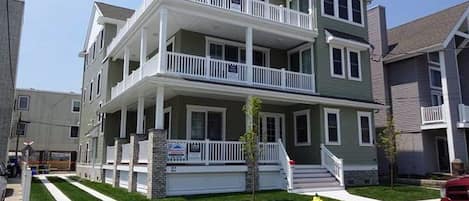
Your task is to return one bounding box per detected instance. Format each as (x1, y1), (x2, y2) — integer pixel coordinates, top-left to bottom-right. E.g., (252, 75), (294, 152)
(459, 104), (469, 128)
(107, 0), (316, 57)
(420, 104), (469, 129)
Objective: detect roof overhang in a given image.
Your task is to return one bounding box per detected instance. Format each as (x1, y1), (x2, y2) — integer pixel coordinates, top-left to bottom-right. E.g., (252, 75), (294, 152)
(325, 30), (371, 51)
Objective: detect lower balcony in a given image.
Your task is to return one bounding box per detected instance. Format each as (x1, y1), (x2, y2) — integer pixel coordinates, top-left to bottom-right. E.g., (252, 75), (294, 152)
(111, 52), (315, 100)
(421, 105), (447, 130)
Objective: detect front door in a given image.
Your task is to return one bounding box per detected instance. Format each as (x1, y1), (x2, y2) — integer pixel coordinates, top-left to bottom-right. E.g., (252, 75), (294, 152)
(259, 113), (285, 145)
(436, 137), (450, 172)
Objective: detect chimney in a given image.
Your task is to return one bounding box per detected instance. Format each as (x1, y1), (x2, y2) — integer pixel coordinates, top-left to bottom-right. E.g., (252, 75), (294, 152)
(368, 6), (388, 56)
(367, 5), (389, 128)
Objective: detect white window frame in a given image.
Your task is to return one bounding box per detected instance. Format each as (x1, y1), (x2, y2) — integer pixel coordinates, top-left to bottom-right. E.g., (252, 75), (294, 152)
(321, 0), (364, 27)
(70, 126), (79, 139)
(17, 95), (30, 111)
(71, 99), (81, 113)
(357, 111), (373, 146)
(294, 109), (311, 146)
(16, 122), (28, 136)
(431, 90), (444, 106)
(96, 71), (102, 97)
(186, 105), (226, 141)
(205, 36), (271, 67)
(165, 107), (172, 139)
(89, 80), (94, 102)
(287, 44), (314, 74)
(99, 29), (105, 51)
(429, 66), (442, 90)
(347, 48), (362, 81)
(329, 45), (346, 79)
(167, 36), (175, 52)
(427, 52), (441, 66)
(324, 108), (341, 145)
(259, 112), (286, 146)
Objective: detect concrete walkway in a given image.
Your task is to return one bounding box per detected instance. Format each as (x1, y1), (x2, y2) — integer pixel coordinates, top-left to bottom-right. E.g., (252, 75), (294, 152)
(5, 177), (22, 201)
(36, 175), (71, 201)
(58, 175), (116, 201)
(301, 190), (380, 201)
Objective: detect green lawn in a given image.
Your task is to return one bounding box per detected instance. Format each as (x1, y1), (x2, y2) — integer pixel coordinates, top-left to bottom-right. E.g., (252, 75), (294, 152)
(47, 177), (100, 201)
(347, 185), (440, 201)
(68, 176), (337, 201)
(30, 177), (55, 201)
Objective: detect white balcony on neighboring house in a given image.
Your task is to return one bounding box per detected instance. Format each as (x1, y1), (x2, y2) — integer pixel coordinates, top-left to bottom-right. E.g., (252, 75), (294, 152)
(110, 52), (316, 100)
(458, 104), (469, 128)
(421, 105), (447, 130)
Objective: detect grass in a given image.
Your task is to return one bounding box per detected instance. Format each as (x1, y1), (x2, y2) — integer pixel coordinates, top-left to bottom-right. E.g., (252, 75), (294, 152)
(47, 176), (100, 201)
(347, 184), (440, 201)
(30, 177), (55, 201)
(68, 176), (338, 201)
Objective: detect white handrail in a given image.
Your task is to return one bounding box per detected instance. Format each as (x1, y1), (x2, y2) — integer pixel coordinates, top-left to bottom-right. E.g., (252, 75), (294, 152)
(321, 144), (344, 186)
(421, 104), (446, 124)
(278, 139), (293, 191)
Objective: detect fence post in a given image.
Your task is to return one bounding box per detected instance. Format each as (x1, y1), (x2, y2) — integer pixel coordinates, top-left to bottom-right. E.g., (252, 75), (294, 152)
(205, 139), (210, 165)
(22, 168), (32, 201)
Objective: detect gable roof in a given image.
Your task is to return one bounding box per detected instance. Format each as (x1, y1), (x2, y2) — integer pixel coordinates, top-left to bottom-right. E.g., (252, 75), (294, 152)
(95, 2), (135, 21)
(384, 1), (469, 62)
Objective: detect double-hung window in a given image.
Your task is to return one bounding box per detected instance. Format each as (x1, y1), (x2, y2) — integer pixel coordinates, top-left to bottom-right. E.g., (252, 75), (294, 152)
(17, 95), (30, 111)
(347, 49), (362, 81)
(289, 46), (312, 74)
(294, 110), (311, 146)
(325, 108), (341, 145)
(431, 91), (444, 106)
(322, 0), (363, 26)
(89, 81), (93, 102)
(207, 37), (268, 67)
(330, 46), (345, 78)
(428, 52), (442, 89)
(70, 126), (79, 138)
(96, 72), (101, 96)
(72, 100), (81, 113)
(16, 122), (27, 136)
(357, 112), (373, 146)
(187, 105), (225, 141)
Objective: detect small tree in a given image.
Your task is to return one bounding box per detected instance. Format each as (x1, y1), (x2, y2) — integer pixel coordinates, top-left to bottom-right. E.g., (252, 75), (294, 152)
(240, 96), (262, 201)
(378, 116), (400, 189)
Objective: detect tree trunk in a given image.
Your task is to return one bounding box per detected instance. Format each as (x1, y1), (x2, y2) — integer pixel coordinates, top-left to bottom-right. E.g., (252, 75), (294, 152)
(390, 162), (394, 189)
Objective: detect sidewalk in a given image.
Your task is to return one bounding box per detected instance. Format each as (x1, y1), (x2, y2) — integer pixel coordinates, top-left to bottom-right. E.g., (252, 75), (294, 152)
(301, 190), (380, 201)
(5, 177), (22, 201)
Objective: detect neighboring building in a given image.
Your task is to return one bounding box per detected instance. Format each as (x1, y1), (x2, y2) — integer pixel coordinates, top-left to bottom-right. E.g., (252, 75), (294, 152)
(9, 89), (81, 171)
(77, 1), (383, 198)
(368, 2), (469, 176)
(0, 0), (25, 163)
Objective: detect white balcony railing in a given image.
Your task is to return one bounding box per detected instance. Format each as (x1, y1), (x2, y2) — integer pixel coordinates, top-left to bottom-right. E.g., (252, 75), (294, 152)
(121, 143), (132, 163)
(421, 105), (446, 125)
(106, 146), (115, 164)
(111, 52), (315, 99)
(278, 139), (293, 191)
(460, 104), (469, 123)
(321, 144), (344, 186)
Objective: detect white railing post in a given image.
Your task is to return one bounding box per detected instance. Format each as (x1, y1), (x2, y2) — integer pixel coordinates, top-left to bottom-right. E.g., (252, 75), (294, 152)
(420, 107), (426, 124)
(281, 68), (286, 89)
(205, 56), (211, 79)
(246, 27), (253, 85)
(205, 139), (210, 165)
(279, 5), (284, 22)
(246, 0), (251, 14)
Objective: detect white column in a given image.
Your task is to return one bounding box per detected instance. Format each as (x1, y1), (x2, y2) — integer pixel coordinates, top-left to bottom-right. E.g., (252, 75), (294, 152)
(157, 8), (168, 74)
(155, 86), (165, 130)
(120, 106), (127, 138)
(311, 42), (316, 93)
(123, 47), (130, 88)
(246, 27), (253, 84)
(140, 28), (148, 79)
(137, 96), (145, 134)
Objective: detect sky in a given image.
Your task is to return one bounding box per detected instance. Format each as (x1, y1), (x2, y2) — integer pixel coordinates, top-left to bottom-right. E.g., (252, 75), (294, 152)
(15, 0), (469, 94)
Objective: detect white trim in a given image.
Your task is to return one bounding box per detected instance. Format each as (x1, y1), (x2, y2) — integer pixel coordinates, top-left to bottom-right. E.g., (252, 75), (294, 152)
(164, 107), (172, 139)
(347, 48), (362, 81)
(329, 45), (346, 79)
(443, 7), (469, 47)
(259, 112), (286, 146)
(71, 99), (81, 113)
(357, 111), (373, 146)
(287, 44), (313, 73)
(429, 66), (442, 90)
(320, 0), (364, 27)
(205, 36), (270, 66)
(324, 108), (341, 145)
(430, 90), (443, 106)
(96, 71), (102, 97)
(89, 80), (94, 102)
(293, 109), (311, 146)
(167, 36), (175, 52)
(325, 30), (370, 51)
(186, 105), (226, 140)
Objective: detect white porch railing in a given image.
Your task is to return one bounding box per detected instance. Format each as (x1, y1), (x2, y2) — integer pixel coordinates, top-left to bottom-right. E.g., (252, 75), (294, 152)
(459, 104), (469, 123)
(278, 139), (293, 191)
(138, 140), (149, 164)
(191, 0), (313, 30)
(106, 146), (115, 164)
(321, 144), (344, 186)
(421, 105), (446, 124)
(121, 143), (132, 163)
(111, 52), (315, 99)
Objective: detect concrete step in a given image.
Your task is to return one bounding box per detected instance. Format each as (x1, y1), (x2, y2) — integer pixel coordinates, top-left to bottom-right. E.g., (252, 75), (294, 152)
(293, 172), (332, 178)
(290, 186), (345, 194)
(293, 165), (322, 169)
(293, 168), (328, 174)
(294, 177), (337, 184)
(293, 181), (341, 189)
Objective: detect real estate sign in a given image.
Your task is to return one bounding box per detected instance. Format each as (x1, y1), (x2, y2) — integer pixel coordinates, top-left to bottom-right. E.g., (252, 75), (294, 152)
(167, 143), (186, 161)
